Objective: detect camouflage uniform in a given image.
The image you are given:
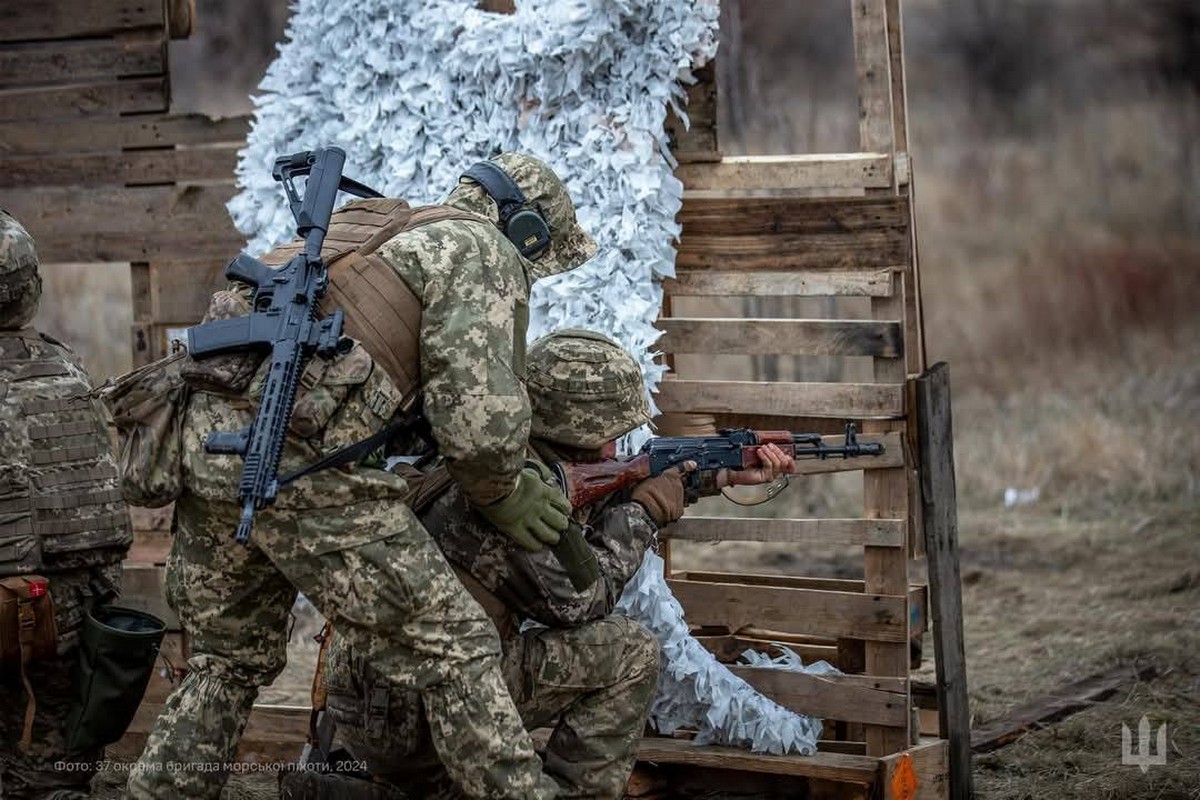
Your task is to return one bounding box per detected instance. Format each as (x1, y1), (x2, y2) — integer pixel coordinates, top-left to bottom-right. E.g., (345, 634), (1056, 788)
(321, 331), (664, 800)
(0, 210), (132, 798)
(130, 155), (596, 800)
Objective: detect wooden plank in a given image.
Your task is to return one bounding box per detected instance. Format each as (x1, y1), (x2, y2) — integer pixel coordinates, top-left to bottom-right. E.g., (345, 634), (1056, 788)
(676, 231), (907, 271)
(676, 154), (892, 192)
(0, 185), (241, 263)
(879, 740), (950, 800)
(666, 517), (904, 547)
(655, 379), (905, 419)
(659, 318), (902, 358)
(636, 737), (879, 785)
(151, 259), (230, 323)
(0, 37), (164, 87)
(0, 113), (251, 156)
(852, 0), (896, 157)
(678, 195), (907, 237)
(969, 664), (1157, 755)
(664, 268), (894, 298)
(693, 634), (839, 670)
(668, 579), (908, 643)
(915, 363), (973, 798)
(0, 78), (168, 121)
(0, 0), (165, 43)
(731, 667), (909, 727)
(0, 147), (239, 188)
(120, 562), (179, 630)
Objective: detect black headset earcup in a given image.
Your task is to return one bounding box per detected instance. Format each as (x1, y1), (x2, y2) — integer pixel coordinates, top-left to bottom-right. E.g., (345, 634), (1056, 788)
(506, 207), (552, 258)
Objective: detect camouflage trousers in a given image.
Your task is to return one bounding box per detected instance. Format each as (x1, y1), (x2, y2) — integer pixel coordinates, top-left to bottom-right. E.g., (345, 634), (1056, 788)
(0, 567), (120, 800)
(325, 615), (660, 799)
(128, 491), (560, 800)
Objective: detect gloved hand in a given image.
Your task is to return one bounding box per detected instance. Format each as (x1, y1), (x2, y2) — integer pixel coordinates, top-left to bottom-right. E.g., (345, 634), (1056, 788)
(631, 462), (695, 527)
(477, 464), (570, 551)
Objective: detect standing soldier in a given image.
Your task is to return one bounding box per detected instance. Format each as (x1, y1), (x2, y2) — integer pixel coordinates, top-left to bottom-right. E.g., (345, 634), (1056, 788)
(0, 210), (133, 798)
(131, 154), (595, 800)
(295, 330), (794, 800)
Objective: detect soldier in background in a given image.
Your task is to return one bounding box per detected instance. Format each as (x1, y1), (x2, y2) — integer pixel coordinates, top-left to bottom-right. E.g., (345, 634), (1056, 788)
(0, 210), (132, 798)
(296, 330), (793, 800)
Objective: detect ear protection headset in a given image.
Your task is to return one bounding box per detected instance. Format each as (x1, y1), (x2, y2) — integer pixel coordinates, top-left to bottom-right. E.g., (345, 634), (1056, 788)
(461, 161), (552, 259)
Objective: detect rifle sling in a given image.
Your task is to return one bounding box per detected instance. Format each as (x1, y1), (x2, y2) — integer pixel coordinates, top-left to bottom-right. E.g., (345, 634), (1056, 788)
(278, 416), (418, 489)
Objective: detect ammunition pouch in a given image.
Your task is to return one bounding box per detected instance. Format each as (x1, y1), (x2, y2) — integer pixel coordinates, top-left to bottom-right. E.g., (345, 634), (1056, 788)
(0, 575), (57, 751)
(64, 605), (165, 756)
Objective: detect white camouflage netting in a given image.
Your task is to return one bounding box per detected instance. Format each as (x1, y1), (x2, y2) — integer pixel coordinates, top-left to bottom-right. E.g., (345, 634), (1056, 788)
(233, 0), (828, 756)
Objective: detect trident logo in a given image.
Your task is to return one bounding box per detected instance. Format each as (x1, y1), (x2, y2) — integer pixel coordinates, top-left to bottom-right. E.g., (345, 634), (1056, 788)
(1122, 715), (1168, 773)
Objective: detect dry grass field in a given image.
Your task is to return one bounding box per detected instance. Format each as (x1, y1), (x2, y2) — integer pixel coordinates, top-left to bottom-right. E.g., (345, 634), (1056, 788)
(43, 0), (1200, 797)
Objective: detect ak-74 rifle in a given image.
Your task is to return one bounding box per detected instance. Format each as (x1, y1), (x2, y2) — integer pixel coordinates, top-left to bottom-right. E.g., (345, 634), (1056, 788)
(551, 423), (886, 511)
(186, 146), (382, 544)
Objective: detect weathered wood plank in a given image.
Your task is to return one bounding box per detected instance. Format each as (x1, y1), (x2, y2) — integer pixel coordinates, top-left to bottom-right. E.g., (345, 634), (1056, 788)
(655, 379), (905, 419)
(0, 78), (168, 120)
(879, 739), (950, 800)
(916, 363), (973, 797)
(731, 667), (909, 727)
(665, 517), (904, 547)
(0, 37), (164, 87)
(693, 634), (839, 670)
(678, 195), (907, 237)
(664, 268), (894, 298)
(0, 113), (250, 156)
(852, 0), (896, 157)
(969, 664), (1156, 755)
(0, 0), (165, 43)
(659, 318), (902, 358)
(0, 185), (241, 263)
(677, 154), (892, 192)
(636, 737), (879, 785)
(150, 259), (230, 323)
(676, 231), (908, 271)
(0, 146), (239, 187)
(668, 579), (908, 643)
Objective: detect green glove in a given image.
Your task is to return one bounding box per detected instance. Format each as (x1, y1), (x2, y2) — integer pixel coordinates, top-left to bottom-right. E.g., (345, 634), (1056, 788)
(478, 464), (570, 551)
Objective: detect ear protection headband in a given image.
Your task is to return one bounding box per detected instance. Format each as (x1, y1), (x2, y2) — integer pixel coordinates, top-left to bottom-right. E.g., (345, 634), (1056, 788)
(462, 161), (552, 259)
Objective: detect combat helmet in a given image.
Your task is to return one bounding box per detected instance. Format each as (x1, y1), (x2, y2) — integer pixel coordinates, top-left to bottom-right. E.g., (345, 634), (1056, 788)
(447, 152), (597, 280)
(0, 209), (41, 330)
(526, 329), (650, 449)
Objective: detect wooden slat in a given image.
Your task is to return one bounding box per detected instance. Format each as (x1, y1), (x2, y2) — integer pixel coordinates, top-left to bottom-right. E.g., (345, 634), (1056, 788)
(0, 78), (168, 120)
(0, 185), (241, 263)
(677, 154), (892, 192)
(916, 363), (973, 798)
(879, 740), (950, 800)
(150, 259), (230, 323)
(731, 667), (909, 727)
(0, 0), (165, 43)
(0, 37), (164, 87)
(655, 380), (905, 419)
(636, 737), (879, 785)
(0, 113), (250, 156)
(0, 147), (239, 187)
(664, 268), (894, 298)
(668, 579), (908, 643)
(678, 195), (907, 237)
(666, 517), (904, 547)
(693, 634), (839, 670)
(665, 62), (718, 160)
(677, 231), (907, 271)
(852, 0), (896, 157)
(659, 318), (902, 358)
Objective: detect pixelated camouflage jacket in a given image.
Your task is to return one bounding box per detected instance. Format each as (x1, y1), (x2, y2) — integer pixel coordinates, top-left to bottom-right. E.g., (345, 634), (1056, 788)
(0, 328), (131, 579)
(183, 199), (538, 511)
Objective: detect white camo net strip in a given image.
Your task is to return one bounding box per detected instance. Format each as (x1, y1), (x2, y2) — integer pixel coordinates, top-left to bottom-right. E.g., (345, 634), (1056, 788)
(232, 0), (828, 756)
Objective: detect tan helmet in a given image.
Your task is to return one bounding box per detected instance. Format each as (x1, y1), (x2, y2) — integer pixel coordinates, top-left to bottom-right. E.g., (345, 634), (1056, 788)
(526, 329), (650, 449)
(0, 209), (42, 330)
(447, 152), (597, 280)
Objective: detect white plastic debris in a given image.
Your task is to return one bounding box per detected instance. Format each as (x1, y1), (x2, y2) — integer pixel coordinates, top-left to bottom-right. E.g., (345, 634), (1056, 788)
(1003, 486), (1041, 508)
(615, 551), (829, 755)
